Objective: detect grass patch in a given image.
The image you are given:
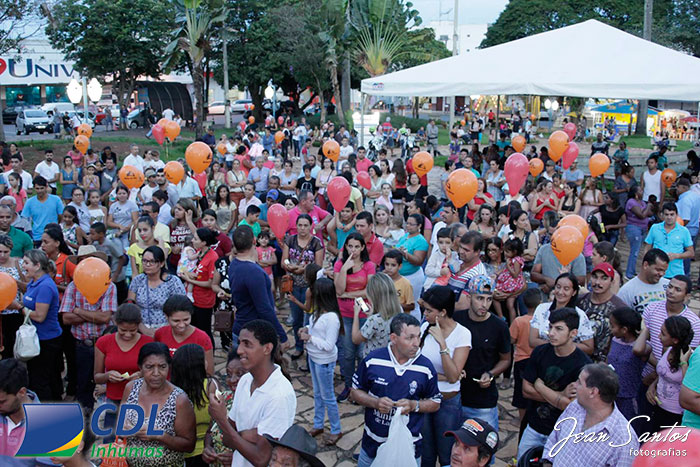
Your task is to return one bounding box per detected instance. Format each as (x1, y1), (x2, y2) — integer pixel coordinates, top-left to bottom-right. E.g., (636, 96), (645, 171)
(616, 134), (694, 152)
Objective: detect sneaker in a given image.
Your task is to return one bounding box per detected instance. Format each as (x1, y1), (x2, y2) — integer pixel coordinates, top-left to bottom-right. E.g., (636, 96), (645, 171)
(337, 387), (351, 402)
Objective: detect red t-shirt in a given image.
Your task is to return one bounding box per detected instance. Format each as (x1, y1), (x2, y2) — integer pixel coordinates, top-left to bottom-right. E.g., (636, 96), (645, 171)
(193, 172), (207, 194)
(96, 333), (153, 401)
(192, 248), (218, 308)
(214, 231), (232, 258)
(154, 326), (213, 357)
(364, 233), (385, 267)
(356, 158), (372, 173)
(235, 154), (250, 176)
(405, 159), (428, 186)
(333, 259), (376, 318)
(467, 192), (494, 220)
(535, 196), (557, 220)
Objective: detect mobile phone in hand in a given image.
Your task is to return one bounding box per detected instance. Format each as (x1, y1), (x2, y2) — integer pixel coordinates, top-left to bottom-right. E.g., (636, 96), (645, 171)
(355, 297), (370, 313)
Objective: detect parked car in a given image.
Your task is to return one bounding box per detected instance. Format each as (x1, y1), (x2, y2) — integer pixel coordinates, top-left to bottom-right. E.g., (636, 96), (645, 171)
(41, 102), (76, 117)
(3, 105), (36, 125)
(65, 111), (97, 129)
(231, 99), (253, 113)
(208, 101), (226, 115)
(16, 109), (52, 135)
(126, 109), (148, 128)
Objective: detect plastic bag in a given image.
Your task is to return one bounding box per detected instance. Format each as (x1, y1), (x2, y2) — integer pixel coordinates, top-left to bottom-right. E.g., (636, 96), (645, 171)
(373, 410), (417, 467)
(14, 312), (40, 361)
(96, 437), (128, 467)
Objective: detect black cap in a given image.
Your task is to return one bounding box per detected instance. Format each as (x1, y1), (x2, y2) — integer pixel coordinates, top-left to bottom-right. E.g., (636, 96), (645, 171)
(263, 425), (324, 467)
(445, 418), (499, 456)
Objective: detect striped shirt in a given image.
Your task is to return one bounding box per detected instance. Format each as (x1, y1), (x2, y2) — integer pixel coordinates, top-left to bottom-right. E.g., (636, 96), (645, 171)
(543, 400), (638, 467)
(447, 261), (488, 300)
(641, 301), (700, 377)
(352, 346), (441, 459)
(59, 281), (117, 340)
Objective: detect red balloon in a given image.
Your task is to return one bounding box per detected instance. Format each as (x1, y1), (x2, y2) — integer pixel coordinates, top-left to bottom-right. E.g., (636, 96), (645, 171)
(357, 171), (371, 190)
(277, 116), (284, 125)
(267, 203), (289, 241)
(239, 121), (246, 130)
(561, 142), (579, 169)
(504, 153), (529, 197)
(633, 428), (700, 467)
(327, 176), (351, 212)
(563, 122), (577, 141)
(152, 124), (165, 145)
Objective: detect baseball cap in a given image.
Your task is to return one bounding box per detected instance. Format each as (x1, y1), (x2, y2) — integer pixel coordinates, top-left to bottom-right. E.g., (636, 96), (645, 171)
(445, 418), (499, 457)
(466, 275), (495, 296)
(144, 168), (156, 178)
(591, 262), (614, 278)
(266, 189), (280, 201)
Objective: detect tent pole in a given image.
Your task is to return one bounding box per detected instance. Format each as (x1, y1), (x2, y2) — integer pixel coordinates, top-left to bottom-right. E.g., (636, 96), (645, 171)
(697, 101), (699, 143)
(360, 92), (365, 147)
(496, 95), (500, 139)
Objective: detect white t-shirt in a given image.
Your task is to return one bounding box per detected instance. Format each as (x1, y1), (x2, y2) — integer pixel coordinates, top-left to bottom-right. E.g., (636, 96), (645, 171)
(139, 184), (159, 203)
(228, 365), (296, 467)
(4, 170), (33, 190)
(339, 145), (354, 161)
(158, 203), (173, 225)
(34, 161), (60, 187)
(642, 170), (662, 201)
(122, 154), (145, 172)
(162, 108), (175, 120)
(617, 276), (669, 315)
(420, 321), (471, 393)
(530, 303), (595, 343)
(307, 312), (340, 364)
(143, 159), (165, 171)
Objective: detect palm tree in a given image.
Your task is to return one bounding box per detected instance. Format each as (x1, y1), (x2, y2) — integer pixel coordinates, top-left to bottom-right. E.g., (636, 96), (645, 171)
(319, 0), (348, 126)
(164, 0), (226, 138)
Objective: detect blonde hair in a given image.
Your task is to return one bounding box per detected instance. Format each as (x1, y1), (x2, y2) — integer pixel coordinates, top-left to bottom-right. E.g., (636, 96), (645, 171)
(367, 272), (402, 322)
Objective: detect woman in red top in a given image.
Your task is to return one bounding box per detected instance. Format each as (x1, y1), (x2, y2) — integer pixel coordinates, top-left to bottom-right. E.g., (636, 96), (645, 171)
(466, 178), (496, 223)
(94, 303), (153, 441)
(532, 180), (558, 221)
(178, 227), (219, 345)
(154, 294), (214, 375)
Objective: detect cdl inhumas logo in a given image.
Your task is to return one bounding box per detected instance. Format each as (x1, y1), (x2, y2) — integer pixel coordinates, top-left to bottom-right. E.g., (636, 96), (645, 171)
(15, 404), (84, 457)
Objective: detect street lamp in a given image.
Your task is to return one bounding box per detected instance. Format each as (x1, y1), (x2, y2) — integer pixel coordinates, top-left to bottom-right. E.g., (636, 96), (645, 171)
(551, 100), (560, 111)
(544, 98), (552, 110)
(66, 77), (101, 122)
(87, 78), (103, 103)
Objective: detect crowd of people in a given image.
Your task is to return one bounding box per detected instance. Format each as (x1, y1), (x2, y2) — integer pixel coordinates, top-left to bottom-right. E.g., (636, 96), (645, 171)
(1, 114), (700, 467)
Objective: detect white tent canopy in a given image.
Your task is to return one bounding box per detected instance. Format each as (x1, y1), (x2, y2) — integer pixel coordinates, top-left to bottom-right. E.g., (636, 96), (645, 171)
(360, 20), (700, 101)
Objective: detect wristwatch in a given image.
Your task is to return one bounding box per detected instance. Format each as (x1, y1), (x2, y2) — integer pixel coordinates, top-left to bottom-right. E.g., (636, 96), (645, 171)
(413, 400), (420, 413)
(439, 347), (450, 355)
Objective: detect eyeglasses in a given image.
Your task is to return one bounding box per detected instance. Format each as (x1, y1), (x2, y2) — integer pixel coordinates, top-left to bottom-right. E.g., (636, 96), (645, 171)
(142, 259), (159, 265)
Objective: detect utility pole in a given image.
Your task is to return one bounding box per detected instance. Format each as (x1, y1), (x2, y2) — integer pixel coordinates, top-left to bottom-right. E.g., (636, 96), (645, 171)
(448, 0), (459, 132)
(223, 20), (231, 129)
(635, 0), (653, 136)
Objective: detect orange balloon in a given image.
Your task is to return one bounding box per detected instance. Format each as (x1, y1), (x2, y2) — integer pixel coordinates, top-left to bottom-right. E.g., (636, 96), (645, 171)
(248, 116), (255, 124)
(0, 272), (18, 310)
(73, 257), (111, 304)
(185, 141), (213, 174)
(559, 214), (589, 239)
(157, 118), (168, 127)
(119, 165), (144, 190)
(445, 169), (478, 208)
(217, 143), (227, 156)
(77, 123), (92, 138)
(74, 135), (89, 155)
(274, 131), (285, 144)
(323, 140), (341, 162)
(662, 168), (677, 188)
(551, 226), (584, 266)
(529, 158), (544, 177)
(512, 135), (526, 153)
(164, 161), (185, 185)
(412, 151), (434, 177)
(460, 119), (466, 126)
(548, 130), (569, 162)
(163, 120), (181, 141)
(589, 153), (610, 177)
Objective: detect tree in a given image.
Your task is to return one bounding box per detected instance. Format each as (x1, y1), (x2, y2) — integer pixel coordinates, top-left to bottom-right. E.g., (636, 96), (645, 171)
(0, 0), (40, 140)
(319, 0), (349, 126)
(45, 0), (174, 128)
(164, 0), (226, 138)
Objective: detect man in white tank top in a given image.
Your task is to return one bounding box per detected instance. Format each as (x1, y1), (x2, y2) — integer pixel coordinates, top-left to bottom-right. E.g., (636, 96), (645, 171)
(640, 155), (663, 202)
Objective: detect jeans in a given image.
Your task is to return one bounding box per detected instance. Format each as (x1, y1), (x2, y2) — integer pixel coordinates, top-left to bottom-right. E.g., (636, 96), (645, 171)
(357, 448), (420, 467)
(603, 229), (620, 246)
(309, 358), (342, 434)
(75, 341), (97, 411)
(289, 286), (307, 352)
(421, 394), (461, 467)
(341, 316), (365, 388)
(517, 425), (549, 463)
(461, 406), (499, 465)
(625, 224), (644, 278)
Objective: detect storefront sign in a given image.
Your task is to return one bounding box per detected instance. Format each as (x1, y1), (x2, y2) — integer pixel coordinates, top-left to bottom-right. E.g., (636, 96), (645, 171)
(0, 56), (77, 85)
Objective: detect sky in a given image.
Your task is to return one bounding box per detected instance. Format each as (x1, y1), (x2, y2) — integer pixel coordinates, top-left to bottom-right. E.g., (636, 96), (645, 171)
(410, 0), (509, 25)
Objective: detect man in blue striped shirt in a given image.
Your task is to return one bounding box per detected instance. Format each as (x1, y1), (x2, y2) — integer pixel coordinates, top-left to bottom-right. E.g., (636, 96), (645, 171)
(351, 313), (441, 466)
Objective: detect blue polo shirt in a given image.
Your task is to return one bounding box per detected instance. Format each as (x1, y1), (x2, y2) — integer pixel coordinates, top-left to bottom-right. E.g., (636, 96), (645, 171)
(352, 346), (441, 459)
(21, 194), (64, 241)
(676, 190), (700, 237)
(23, 274), (62, 340)
(645, 222), (693, 278)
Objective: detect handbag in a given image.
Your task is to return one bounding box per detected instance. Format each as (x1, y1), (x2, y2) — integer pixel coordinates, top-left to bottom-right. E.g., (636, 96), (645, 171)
(14, 311), (40, 361)
(214, 304), (235, 333)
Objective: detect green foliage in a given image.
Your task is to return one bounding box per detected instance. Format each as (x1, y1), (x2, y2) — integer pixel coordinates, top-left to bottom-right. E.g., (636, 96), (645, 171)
(0, 0), (33, 55)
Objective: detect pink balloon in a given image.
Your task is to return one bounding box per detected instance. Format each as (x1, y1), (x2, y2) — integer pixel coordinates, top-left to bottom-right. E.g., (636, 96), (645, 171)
(563, 122), (577, 141)
(152, 124), (165, 145)
(277, 116), (284, 125)
(562, 142), (579, 170)
(357, 171), (371, 190)
(327, 176), (351, 212)
(504, 153), (529, 197)
(267, 203), (289, 241)
(239, 121), (246, 130)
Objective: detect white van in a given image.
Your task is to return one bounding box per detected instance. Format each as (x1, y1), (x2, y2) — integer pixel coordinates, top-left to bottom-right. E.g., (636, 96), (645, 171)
(41, 102), (76, 116)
